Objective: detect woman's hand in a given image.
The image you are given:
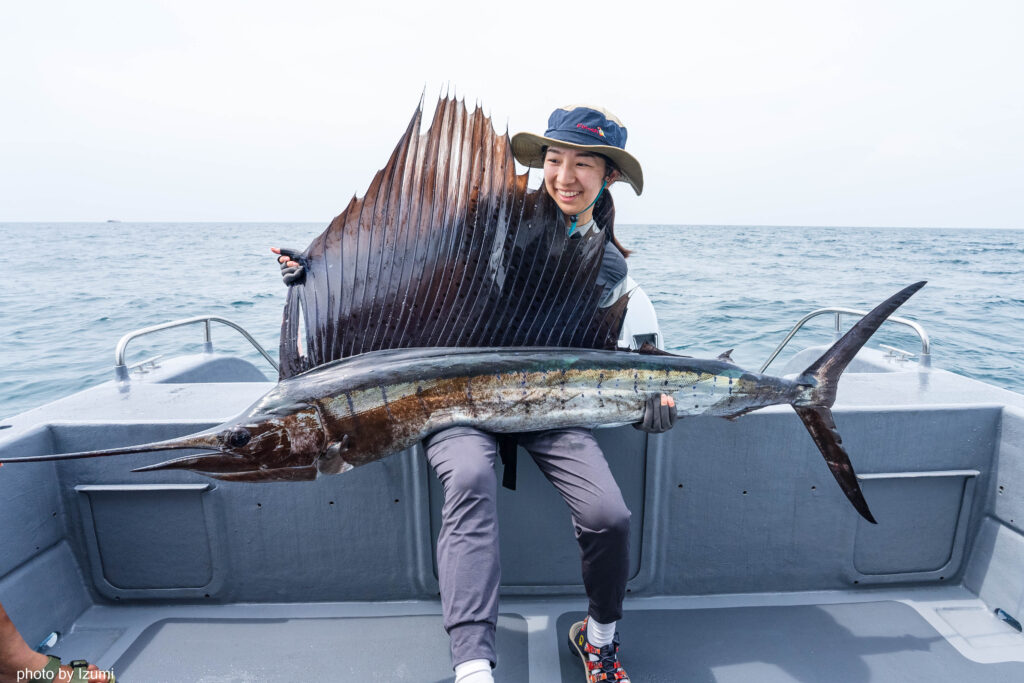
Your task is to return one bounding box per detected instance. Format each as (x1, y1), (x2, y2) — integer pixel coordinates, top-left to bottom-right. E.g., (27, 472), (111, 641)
(271, 247), (305, 285)
(634, 394), (677, 433)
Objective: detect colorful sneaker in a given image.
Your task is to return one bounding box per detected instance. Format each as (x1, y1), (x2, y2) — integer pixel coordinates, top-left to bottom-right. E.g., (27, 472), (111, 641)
(568, 616), (631, 682)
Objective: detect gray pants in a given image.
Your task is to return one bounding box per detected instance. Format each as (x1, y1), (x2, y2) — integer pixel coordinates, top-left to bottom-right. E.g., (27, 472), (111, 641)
(425, 426), (631, 668)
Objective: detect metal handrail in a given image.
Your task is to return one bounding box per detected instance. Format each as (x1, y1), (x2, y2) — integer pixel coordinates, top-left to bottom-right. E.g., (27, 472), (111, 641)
(759, 307), (930, 374)
(114, 316), (279, 381)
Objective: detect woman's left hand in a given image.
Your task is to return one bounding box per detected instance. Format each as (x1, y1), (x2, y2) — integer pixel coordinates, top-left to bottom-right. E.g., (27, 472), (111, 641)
(271, 247), (306, 285)
(634, 394), (677, 433)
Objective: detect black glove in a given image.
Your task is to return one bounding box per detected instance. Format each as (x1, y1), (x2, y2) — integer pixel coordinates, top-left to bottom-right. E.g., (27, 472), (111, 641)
(277, 247), (306, 286)
(633, 394), (677, 433)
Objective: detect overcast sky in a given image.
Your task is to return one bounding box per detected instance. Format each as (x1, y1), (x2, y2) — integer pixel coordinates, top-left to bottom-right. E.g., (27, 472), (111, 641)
(1, 0), (1021, 227)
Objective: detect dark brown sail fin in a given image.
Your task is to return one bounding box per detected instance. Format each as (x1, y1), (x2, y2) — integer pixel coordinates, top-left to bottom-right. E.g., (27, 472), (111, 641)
(278, 97), (627, 378)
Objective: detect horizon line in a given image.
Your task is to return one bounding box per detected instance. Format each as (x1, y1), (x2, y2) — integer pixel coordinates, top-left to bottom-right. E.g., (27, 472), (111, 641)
(0, 220), (1020, 230)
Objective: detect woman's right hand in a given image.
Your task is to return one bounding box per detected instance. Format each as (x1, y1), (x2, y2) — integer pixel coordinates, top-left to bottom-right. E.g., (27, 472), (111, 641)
(633, 394), (677, 433)
(271, 247), (305, 285)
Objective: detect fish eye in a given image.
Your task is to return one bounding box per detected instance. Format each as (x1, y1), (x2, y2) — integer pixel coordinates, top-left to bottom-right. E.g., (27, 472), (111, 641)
(225, 427), (251, 448)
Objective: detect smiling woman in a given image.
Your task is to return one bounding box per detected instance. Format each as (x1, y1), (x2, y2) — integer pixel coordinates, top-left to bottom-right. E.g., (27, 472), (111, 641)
(420, 104), (669, 683)
(542, 147), (617, 231)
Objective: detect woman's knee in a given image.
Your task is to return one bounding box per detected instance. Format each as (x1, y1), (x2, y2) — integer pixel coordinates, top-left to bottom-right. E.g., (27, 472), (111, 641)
(577, 499), (631, 537)
(426, 429), (498, 500)
(443, 457), (497, 500)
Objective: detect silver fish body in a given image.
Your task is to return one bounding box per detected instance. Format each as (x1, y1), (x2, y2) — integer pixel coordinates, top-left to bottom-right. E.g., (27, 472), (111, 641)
(292, 347), (803, 474)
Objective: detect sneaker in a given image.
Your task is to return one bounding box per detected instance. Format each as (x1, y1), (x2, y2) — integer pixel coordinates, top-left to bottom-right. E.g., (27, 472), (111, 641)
(568, 616), (631, 682)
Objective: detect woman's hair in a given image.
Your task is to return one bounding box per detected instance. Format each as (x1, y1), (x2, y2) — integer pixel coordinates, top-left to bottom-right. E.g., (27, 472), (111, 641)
(540, 148), (631, 258)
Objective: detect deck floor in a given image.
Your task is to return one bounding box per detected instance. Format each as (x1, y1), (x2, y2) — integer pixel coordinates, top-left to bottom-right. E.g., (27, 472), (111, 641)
(43, 589), (1024, 682)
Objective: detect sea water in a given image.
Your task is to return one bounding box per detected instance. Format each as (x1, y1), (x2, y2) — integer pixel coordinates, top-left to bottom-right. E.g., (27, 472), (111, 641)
(0, 223), (1021, 419)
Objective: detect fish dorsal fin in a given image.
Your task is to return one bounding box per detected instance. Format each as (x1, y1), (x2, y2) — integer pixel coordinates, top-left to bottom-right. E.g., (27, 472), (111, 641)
(279, 97), (626, 378)
(637, 342), (691, 358)
(637, 342), (666, 355)
(717, 349), (734, 363)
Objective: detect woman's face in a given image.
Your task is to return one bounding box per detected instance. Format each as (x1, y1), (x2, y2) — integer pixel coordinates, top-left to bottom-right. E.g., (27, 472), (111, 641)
(543, 147), (618, 223)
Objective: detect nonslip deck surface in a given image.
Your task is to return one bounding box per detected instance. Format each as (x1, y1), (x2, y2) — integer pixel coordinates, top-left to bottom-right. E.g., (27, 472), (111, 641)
(97, 600), (1024, 682)
(113, 614), (527, 682)
(557, 602), (1024, 682)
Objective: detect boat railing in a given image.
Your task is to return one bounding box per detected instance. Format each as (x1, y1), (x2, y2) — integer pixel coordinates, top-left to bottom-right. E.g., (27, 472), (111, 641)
(760, 307), (930, 373)
(114, 316), (279, 381)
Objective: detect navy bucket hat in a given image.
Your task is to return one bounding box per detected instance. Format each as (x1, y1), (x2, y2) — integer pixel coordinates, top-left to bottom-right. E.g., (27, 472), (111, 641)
(511, 104), (643, 195)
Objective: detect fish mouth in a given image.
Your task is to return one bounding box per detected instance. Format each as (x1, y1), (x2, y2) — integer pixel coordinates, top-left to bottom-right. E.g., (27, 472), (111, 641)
(0, 417), (324, 482)
(131, 451), (246, 473)
(134, 452), (319, 482)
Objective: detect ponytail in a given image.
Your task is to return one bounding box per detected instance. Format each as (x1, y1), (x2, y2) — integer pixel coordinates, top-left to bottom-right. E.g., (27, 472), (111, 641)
(595, 156), (631, 258)
(594, 191), (631, 258)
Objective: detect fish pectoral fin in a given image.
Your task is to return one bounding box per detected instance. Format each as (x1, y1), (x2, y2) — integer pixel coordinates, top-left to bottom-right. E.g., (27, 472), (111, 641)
(316, 439), (355, 475)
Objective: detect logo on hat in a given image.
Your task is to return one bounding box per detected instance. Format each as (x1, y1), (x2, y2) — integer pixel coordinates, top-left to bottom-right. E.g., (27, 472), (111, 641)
(576, 123), (606, 137)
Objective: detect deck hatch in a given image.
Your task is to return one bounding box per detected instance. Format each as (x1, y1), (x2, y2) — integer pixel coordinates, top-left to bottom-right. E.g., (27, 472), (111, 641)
(76, 483), (222, 596)
(852, 470), (977, 576)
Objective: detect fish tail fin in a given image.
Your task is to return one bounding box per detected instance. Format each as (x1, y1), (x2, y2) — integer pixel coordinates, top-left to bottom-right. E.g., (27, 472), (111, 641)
(796, 281), (926, 407)
(791, 281), (927, 524)
(793, 405), (876, 523)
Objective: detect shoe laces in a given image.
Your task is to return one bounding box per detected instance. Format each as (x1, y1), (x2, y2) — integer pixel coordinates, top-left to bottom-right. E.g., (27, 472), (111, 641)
(586, 639), (628, 682)
(596, 642), (622, 672)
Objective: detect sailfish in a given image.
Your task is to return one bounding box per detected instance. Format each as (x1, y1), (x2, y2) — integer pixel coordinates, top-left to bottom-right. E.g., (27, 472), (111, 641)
(0, 96), (925, 524)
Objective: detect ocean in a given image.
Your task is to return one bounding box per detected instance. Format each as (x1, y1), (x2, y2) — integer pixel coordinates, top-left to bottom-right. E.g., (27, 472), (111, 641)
(1, 222), (1021, 419)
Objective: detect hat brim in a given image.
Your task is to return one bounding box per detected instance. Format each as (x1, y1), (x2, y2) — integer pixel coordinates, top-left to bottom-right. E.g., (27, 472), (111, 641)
(510, 132), (644, 196)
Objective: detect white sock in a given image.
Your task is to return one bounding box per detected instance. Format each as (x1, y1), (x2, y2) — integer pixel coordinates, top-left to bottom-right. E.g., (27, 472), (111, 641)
(587, 617), (616, 655)
(454, 658), (493, 683)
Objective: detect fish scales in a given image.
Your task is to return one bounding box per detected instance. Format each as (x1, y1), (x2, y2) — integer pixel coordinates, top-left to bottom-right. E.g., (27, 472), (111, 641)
(299, 349), (794, 468)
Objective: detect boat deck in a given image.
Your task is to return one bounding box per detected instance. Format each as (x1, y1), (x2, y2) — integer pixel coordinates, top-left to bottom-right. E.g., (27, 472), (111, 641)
(44, 589), (1024, 681)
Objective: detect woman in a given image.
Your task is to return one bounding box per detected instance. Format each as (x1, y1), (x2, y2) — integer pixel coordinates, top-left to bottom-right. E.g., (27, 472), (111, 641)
(435, 105), (674, 683)
(275, 104), (676, 683)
